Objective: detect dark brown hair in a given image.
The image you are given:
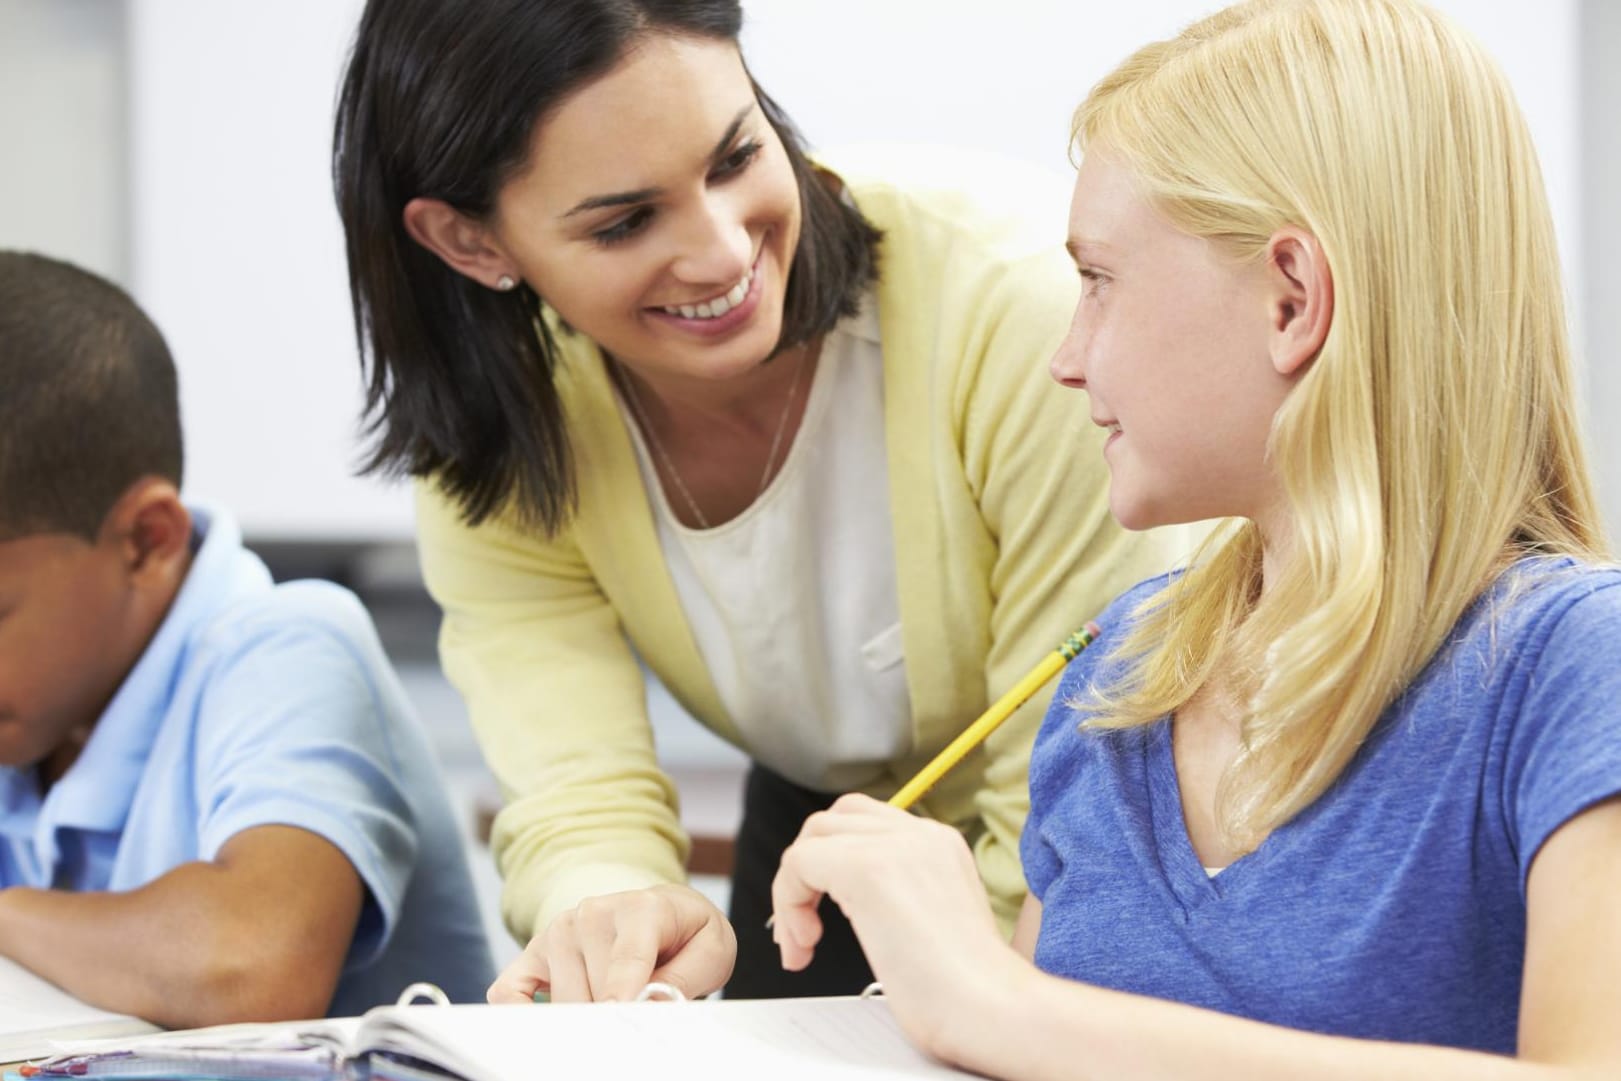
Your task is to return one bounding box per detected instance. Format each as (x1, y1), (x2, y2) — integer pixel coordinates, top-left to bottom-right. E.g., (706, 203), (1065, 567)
(333, 0), (881, 532)
(0, 251), (183, 542)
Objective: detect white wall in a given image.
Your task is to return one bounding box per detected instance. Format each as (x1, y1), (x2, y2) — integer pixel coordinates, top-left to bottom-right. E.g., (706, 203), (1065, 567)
(1, 1), (1608, 541)
(1582, 0), (1621, 542)
(127, 0), (377, 540)
(0, 0), (126, 283)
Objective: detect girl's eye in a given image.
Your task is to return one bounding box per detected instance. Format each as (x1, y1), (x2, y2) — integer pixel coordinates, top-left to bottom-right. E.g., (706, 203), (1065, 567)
(592, 206), (654, 247)
(712, 139), (763, 180)
(1078, 267), (1109, 297)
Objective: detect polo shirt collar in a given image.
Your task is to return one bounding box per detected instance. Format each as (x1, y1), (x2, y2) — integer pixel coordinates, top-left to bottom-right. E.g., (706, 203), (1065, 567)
(0, 772), (42, 846)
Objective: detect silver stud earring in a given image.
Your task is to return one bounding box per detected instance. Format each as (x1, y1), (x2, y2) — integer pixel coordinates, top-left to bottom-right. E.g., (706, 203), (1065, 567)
(495, 274), (517, 292)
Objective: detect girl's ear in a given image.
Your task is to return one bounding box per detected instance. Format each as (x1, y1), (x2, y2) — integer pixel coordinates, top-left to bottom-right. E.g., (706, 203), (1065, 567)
(1264, 227), (1334, 377)
(402, 197), (520, 291)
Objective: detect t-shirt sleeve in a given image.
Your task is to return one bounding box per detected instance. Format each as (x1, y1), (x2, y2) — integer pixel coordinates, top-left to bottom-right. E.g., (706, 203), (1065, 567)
(1020, 580), (1164, 901)
(191, 613), (420, 967)
(1021, 656), (1096, 901)
(1505, 579), (1621, 889)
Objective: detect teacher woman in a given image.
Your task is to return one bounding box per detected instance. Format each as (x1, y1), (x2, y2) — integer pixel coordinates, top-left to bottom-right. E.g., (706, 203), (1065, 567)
(332, 0), (1182, 1002)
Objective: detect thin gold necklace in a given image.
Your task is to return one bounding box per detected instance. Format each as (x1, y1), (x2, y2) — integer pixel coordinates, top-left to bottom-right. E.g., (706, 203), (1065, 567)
(616, 349), (811, 530)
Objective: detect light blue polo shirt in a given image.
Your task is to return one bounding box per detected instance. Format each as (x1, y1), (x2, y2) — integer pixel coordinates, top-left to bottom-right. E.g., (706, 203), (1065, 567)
(0, 505), (493, 1013)
(1023, 558), (1621, 1053)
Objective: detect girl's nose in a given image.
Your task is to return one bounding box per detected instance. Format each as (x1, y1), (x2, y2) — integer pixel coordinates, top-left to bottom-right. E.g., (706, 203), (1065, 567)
(1049, 315), (1088, 390)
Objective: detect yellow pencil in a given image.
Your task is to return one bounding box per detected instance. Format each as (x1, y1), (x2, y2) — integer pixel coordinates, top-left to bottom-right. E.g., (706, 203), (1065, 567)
(888, 620), (1103, 810)
(765, 621), (1102, 932)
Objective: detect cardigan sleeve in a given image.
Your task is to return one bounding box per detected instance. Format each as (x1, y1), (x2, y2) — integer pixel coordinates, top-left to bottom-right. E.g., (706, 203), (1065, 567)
(414, 481), (690, 942)
(950, 247), (1187, 931)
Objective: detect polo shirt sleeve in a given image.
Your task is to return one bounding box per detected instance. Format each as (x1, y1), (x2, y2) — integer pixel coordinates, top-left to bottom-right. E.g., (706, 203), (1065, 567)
(189, 605), (419, 967)
(1505, 577), (1621, 890)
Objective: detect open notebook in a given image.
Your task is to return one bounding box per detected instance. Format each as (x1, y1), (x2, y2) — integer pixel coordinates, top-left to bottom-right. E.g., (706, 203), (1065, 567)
(0, 956), (159, 1064)
(20, 995), (972, 1080)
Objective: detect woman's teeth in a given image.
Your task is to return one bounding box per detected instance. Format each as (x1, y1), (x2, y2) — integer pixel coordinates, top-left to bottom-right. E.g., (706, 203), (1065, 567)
(662, 268), (753, 320)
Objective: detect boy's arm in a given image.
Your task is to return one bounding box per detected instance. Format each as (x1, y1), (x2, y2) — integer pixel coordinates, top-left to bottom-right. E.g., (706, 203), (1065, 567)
(0, 823), (363, 1028)
(0, 591), (434, 1029)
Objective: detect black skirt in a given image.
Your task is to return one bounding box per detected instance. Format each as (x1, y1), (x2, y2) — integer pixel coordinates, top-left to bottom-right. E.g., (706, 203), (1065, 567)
(723, 762), (876, 999)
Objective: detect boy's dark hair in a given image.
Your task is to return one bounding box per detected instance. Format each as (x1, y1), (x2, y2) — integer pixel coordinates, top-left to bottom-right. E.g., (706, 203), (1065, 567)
(333, 0), (882, 533)
(0, 252), (184, 542)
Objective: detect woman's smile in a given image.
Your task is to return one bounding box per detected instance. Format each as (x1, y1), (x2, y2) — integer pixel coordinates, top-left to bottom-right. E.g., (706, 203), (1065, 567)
(646, 252), (765, 338)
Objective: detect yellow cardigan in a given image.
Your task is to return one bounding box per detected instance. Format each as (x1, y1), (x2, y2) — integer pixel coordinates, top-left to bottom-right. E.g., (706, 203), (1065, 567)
(415, 150), (1187, 940)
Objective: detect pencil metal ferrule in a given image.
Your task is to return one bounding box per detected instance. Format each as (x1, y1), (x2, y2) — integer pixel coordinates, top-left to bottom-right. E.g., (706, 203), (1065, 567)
(1059, 621), (1103, 661)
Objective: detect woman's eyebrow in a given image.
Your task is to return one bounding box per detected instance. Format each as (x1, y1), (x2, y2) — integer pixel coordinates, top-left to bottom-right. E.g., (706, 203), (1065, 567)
(560, 102), (757, 220)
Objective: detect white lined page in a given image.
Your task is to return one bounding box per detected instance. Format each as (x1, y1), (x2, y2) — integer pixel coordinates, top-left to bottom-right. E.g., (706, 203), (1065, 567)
(0, 956), (159, 1062)
(358, 997), (972, 1081)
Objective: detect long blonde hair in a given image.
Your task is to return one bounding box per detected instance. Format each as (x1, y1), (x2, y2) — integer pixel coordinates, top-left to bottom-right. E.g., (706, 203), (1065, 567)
(1077, 0), (1608, 850)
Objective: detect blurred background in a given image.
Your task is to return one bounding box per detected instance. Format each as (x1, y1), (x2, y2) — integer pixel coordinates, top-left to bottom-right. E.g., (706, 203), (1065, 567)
(3, 0), (1617, 966)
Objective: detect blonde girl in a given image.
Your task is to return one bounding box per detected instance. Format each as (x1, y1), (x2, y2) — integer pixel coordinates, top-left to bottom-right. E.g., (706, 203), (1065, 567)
(771, 1), (1621, 1076)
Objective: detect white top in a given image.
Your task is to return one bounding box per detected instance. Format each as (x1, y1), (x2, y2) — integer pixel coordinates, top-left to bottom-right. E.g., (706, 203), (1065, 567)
(620, 297), (912, 791)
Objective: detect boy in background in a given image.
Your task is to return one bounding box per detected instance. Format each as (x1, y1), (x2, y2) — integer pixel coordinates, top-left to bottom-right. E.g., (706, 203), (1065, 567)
(0, 251), (493, 1026)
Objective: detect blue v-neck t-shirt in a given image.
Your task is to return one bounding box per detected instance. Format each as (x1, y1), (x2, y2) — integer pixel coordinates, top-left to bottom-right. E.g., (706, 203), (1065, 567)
(1022, 559), (1621, 1053)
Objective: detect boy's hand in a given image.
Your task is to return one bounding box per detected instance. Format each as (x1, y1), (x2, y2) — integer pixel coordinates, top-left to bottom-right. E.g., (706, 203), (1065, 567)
(487, 883), (736, 1004)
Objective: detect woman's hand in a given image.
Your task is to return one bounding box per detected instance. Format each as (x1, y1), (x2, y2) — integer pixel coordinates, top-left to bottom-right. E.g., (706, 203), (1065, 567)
(770, 794), (1030, 1059)
(487, 883), (737, 1003)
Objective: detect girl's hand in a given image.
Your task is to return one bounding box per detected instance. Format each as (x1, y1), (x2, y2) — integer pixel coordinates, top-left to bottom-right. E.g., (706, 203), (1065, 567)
(770, 793), (1028, 1057)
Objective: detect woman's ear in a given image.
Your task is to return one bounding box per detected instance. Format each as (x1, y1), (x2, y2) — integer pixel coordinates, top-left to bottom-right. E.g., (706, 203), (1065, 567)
(402, 197), (520, 291)
(1264, 227), (1334, 377)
